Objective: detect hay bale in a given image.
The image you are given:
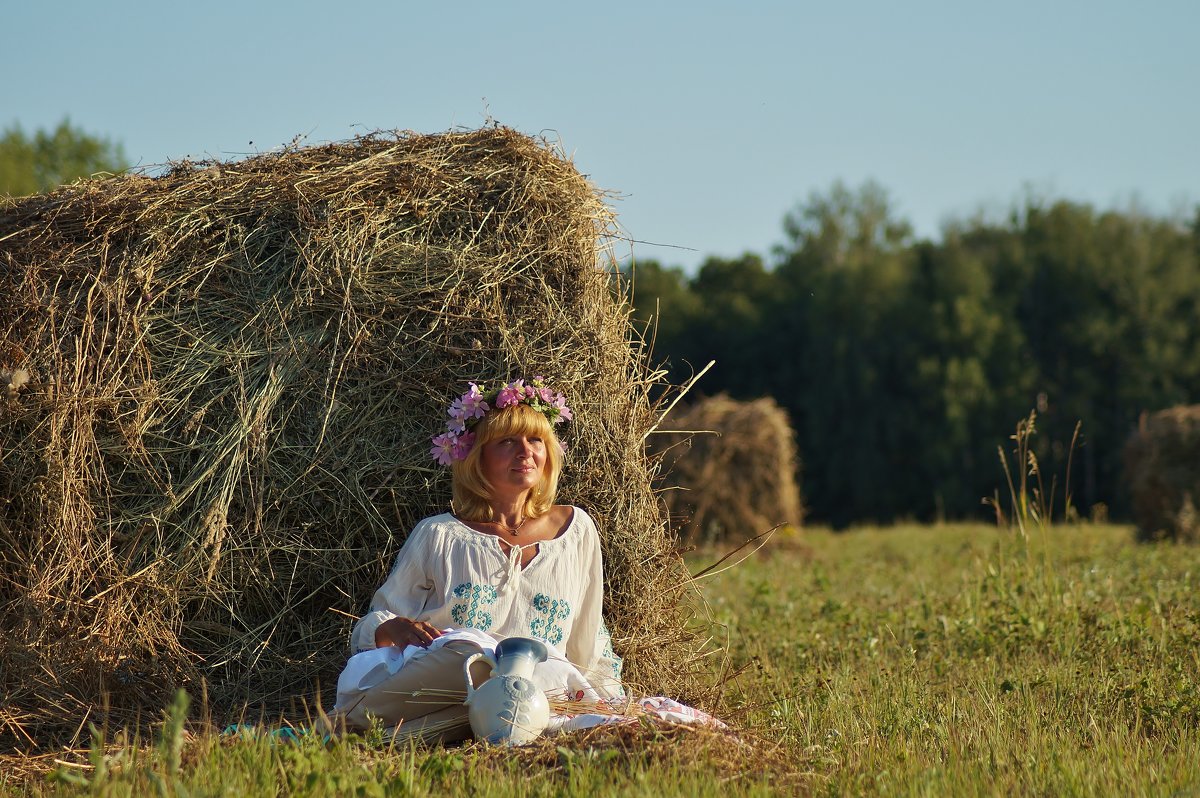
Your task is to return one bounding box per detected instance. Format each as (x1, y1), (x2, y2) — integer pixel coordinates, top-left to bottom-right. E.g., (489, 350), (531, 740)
(1125, 405), (1200, 543)
(0, 127), (701, 747)
(654, 394), (803, 543)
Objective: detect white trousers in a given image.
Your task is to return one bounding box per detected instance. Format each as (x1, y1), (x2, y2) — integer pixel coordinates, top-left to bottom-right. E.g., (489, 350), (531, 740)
(333, 639), (492, 743)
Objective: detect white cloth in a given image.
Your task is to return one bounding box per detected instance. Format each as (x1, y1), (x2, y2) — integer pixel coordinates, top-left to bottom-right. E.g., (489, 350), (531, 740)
(349, 507), (624, 698)
(546, 696), (728, 734)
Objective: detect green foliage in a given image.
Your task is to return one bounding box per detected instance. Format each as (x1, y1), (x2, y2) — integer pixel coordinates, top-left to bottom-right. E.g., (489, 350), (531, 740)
(619, 258), (703, 365)
(677, 253), (778, 395)
(25, 718), (775, 797)
(634, 182), (1200, 525)
(964, 201), (1200, 518)
(771, 182), (924, 525)
(0, 118), (127, 197)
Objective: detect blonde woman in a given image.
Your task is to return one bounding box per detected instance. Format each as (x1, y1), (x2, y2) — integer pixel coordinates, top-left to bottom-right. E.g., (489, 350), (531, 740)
(334, 378), (623, 741)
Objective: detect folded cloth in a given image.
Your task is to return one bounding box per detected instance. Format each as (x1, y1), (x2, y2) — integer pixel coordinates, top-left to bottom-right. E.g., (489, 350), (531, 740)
(546, 696), (727, 734)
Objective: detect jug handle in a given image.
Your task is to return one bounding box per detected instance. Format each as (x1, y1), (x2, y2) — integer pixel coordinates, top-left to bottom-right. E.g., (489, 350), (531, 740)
(462, 650), (497, 702)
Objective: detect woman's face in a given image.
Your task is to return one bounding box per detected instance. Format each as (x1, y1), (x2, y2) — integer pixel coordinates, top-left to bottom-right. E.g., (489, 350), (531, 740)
(480, 432), (547, 495)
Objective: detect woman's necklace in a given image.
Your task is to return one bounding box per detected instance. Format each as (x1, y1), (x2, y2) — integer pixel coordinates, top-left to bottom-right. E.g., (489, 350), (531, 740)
(495, 515), (527, 537)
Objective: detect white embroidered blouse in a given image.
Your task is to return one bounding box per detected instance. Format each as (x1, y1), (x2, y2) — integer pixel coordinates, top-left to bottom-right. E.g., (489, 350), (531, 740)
(350, 506), (624, 697)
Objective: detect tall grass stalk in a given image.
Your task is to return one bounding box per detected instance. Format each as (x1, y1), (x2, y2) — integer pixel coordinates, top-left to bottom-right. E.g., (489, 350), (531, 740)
(984, 411), (1088, 610)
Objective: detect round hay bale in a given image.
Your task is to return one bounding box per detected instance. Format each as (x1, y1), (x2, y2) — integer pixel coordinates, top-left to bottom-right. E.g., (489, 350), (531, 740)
(0, 127), (702, 746)
(1124, 405), (1200, 543)
(653, 394), (803, 544)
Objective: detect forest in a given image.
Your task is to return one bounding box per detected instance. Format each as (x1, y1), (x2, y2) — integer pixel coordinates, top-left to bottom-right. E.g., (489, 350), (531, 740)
(622, 182), (1200, 526)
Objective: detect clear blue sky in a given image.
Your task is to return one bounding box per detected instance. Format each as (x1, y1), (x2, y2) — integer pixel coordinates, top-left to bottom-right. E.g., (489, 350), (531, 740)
(4, 0), (1197, 273)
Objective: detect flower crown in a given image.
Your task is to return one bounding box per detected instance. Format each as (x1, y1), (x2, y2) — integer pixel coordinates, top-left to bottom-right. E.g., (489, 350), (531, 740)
(430, 376), (573, 466)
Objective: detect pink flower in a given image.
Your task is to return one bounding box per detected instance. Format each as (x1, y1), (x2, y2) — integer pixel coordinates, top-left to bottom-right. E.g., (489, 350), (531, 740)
(458, 384), (489, 419)
(431, 433), (456, 466)
(432, 378), (572, 467)
(495, 380), (525, 408)
(551, 394), (573, 422)
(451, 431), (475, 460)
(446, 397), (471, 433)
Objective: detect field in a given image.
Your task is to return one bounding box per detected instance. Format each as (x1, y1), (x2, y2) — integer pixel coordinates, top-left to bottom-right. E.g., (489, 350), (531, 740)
(5, 522), (1200, 796)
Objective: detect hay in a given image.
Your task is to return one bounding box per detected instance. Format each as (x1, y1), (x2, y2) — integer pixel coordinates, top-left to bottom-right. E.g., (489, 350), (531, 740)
(653, 394), (803, 544)
(1124, 405), (1200, 543)
(0, 127), (708, 749)
(468, 720), (806, 788)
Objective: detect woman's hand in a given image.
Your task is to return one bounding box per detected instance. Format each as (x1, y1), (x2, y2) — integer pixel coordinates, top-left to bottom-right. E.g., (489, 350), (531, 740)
(375, 617), (444, 649)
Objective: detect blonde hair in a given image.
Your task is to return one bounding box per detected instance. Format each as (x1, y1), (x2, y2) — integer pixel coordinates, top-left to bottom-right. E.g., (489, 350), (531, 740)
(451, 403), (562, 522)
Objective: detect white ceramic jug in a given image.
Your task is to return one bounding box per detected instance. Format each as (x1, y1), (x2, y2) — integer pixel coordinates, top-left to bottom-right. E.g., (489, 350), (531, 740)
(462, 637), (551, 745)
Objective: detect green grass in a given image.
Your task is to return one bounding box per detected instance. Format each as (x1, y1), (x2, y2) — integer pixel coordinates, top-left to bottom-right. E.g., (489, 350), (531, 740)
(7, 523), (1200, 796)
(706, 523), (1200, 795)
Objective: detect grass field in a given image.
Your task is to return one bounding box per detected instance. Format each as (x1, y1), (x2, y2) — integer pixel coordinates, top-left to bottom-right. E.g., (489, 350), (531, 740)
(710, 524), (1200, 795)
(6, 522), (1200, 796)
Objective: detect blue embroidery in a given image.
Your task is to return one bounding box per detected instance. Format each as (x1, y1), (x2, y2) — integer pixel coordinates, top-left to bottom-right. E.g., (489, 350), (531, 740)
(599, 621), (624, 681)
(529, 593), (571, 645)
(450, 582), (497, 630)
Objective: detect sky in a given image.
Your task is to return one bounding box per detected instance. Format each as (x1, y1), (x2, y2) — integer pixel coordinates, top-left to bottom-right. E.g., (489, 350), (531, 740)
(3, 0), (1197, 273)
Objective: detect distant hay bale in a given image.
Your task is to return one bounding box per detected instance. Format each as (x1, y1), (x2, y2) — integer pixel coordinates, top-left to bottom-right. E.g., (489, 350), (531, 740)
(0, 127), (702, 747)
(1125, 405), (1200, 543)
(654, 394), (803, 543)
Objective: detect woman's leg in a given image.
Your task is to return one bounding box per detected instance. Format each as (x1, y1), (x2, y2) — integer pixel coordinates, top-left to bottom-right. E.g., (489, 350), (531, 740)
(336, 640), (492, 741)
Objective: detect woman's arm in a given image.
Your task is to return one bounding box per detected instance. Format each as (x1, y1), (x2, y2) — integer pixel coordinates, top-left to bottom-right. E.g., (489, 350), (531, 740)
(564, 509), (625, 698)
(349, 523), (437, 653)
(373, 616), (443, 649)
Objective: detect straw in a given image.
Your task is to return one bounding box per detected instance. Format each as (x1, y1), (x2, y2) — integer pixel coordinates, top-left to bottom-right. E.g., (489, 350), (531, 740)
(0, 127), (713, 748)
(652, 394), (803, 544)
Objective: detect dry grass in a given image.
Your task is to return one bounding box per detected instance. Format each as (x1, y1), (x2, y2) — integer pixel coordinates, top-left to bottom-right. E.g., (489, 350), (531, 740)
(0, 127), (711, 750)
(653, 395), (803, 544)
(468, 720), (801, 788)
(1125, 405), (1200, 543)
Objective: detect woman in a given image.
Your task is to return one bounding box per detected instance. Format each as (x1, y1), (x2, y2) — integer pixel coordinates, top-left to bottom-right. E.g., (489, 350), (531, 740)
(334, 377), (623, 741)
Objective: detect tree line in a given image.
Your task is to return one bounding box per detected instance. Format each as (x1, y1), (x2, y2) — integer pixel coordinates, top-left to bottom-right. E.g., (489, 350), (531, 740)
(623, 182), (1200, 527)
(0, 119), (127, 197)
